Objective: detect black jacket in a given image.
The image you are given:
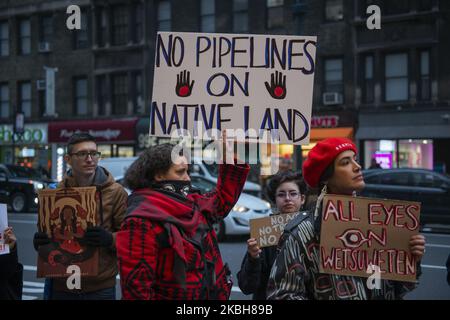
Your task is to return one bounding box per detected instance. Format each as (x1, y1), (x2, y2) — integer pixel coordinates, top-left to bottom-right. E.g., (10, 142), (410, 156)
(0, 246), (23, 300)
(237, 245), (278, 300)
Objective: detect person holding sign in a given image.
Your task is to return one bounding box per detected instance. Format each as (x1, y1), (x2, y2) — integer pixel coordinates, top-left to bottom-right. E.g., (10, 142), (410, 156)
(267, 138), (426, 300)
(0, 226), (23, 300)
(237, 171), (306, 300)
(117, 141), (250, 300)
(33, 133), (128, 300)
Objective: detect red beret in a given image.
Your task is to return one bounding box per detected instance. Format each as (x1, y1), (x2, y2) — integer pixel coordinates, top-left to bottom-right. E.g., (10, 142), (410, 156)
(302, 138), (357, 188)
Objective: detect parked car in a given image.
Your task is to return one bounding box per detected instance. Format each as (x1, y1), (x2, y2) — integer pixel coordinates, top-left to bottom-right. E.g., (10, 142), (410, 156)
(361, 168), (450, 225)
(0, 164), (52, 212)
(102, 156), (262, 197)
(115, 174), (271, 241)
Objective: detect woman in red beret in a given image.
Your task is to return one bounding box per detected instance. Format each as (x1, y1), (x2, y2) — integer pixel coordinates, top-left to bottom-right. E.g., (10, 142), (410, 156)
(267, 138), (426, 300)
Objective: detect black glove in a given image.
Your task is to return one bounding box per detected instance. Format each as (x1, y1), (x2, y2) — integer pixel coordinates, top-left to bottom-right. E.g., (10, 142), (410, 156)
(33, 232), (50, 251)
(81, 226), (113, 248)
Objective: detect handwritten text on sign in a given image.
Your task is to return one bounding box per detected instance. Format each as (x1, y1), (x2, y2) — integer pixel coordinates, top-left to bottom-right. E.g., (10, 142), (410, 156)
(150, 32), (317, 144)
(319, 195), (421, 283)
(250, 212), (307, 248)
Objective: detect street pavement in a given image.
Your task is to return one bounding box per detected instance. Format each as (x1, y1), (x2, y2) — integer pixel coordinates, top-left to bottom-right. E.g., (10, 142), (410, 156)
(7, 213), (450, 300)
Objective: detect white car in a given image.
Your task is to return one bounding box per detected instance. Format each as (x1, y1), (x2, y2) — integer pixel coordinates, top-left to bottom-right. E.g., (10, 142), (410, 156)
(115, 174), (271, 241)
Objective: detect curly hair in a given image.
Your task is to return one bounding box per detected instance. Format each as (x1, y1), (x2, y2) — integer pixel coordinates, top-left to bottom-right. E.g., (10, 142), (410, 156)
(124, 143), (182, 190)
(266, 170), (307, 204)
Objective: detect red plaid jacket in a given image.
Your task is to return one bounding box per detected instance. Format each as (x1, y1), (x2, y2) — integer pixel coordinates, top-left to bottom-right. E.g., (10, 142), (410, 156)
(117, 163), (250, 300)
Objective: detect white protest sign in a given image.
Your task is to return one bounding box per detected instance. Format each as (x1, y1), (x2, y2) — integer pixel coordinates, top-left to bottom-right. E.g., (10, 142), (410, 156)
(0, 203), (10, 255)
(150, 32), (317, 145)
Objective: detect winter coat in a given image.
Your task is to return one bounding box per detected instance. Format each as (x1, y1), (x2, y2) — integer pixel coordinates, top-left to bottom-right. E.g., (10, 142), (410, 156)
(267, 210), (421, 300)
(117, 163), (249, 300)
(0, 246), (23, 300)
(237, 245), (278, 300)
(52, 166), (128, 293)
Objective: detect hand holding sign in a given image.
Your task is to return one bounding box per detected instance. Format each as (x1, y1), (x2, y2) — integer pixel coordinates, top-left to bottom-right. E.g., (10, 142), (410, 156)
(3, 227), (16, 251)
(265, 71), (287, 99)
(175, 70), (195, 97)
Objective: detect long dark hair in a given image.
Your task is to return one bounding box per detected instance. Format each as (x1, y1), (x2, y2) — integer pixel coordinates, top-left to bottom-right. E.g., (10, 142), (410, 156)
(124, 143), (182, 190)
(266, 171), (307, 204)
(60, 205), (77, 234)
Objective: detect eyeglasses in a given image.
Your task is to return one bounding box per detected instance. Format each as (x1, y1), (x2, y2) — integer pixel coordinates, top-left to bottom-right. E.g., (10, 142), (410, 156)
(276, 191), (300, 200)
(69, 151), (101, 160)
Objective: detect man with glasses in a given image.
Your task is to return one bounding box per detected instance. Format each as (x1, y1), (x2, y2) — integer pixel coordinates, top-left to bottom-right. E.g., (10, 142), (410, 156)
(33, 132), (128, 300)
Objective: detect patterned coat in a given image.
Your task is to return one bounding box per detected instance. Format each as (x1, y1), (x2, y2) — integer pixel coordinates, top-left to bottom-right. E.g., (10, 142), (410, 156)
(267, 210), (421, 300)
(117, 163), (249, 300)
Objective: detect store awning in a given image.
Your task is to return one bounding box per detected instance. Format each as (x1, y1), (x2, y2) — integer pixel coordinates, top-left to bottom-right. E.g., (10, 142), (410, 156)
(48, 118), (139, 144)
(356, 125), (450, 140)
(310, 127), (354, 141)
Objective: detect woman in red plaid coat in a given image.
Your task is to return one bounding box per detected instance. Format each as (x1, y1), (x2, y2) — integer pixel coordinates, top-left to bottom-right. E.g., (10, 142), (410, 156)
(116, 143), (249, 300)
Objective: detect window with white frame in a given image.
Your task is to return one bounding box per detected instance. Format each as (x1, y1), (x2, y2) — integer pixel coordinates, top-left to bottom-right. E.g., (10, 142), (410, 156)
(325, 0), (343, 21)
(364, 55), (374, 103)
(233, 0), (248, 33)
(201, 0), (215, 32)
(39, 15), (53, 44)
(75, 10), (89, 49)
(419, 50), (430, 101)
(385, 53), (408, 102)
(112, 73), (128, 115)
(112, 5), (128, 46)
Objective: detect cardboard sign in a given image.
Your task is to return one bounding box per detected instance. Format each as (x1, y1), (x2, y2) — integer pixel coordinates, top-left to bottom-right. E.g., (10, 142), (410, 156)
(0, 203), (10, 255)
(150, 32), (317, 145)
(250, 211), (307, 248)
(37, 187), (98, 278)
(319, 195), (421, 283)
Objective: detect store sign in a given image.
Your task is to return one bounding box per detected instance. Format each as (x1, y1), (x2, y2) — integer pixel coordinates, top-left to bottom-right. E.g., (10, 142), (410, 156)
(374, 153), (393, 169)
(0, 124), (48, 145)
(311, 115), (339, 128)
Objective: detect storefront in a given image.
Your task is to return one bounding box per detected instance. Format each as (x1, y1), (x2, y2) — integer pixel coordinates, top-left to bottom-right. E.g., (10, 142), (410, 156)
(356, 110), (450, 173)
(278, 111), (356, 161)
(48, 118), (138, 180)
(0, 123), (51, 176)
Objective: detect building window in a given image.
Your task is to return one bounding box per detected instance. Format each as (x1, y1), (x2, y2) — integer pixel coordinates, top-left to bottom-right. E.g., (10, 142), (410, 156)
(0, 21), (9, 56)
(74, 77), (88, 115)
(157, 1), (171, 31)
(233, 0), (248, 33)
(0, 83), (9, 118)
(74, 10), (89, 49)
(18, 19), (31, 55)
(133, 2), (143, 43)
(19, 82), (32, 118)
(385, 53), (408, 102)
(364, 55), (374, 103)
(419, 50), (430, 101)
(96, 7), (108, 47)
(201, 0), (215, 32)
(324, 58), (343, 93)
(96, 75), (107, 116)
(112, 5), (128, 46)
(384, 0), (410, 15)
(132, 72), (143, 113)
(39, 15), (53, 44)
(266, 0), (284, 30)
(325, 0), (343, 21)
(112, 74), (128, 115)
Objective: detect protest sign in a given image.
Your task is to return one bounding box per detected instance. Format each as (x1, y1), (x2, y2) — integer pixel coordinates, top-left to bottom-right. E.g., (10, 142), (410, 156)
(151, 32), (317, 145)
(0, 203), (10, 255)
(319, 194), (421, 282)
(37, 187), (98, 278)
(250, 211), (308, 248)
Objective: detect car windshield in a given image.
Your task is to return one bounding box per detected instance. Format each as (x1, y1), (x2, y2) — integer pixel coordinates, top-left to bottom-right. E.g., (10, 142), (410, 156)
(203, 162), (219, 177)
(6, 165), (43, 180)
(190, 176), (215, 193)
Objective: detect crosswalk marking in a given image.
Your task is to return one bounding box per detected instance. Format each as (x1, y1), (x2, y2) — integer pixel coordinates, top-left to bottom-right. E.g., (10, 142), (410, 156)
(22, 295), (39, 300)
(24, 281), (45, 287)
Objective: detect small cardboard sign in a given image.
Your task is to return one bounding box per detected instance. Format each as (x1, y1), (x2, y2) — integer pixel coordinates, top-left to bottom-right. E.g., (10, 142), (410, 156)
(319, 194), (421, 282)
(37, 187), (99, 278)
(0, 203), (10, 255)
(250, 211), (307, 248)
